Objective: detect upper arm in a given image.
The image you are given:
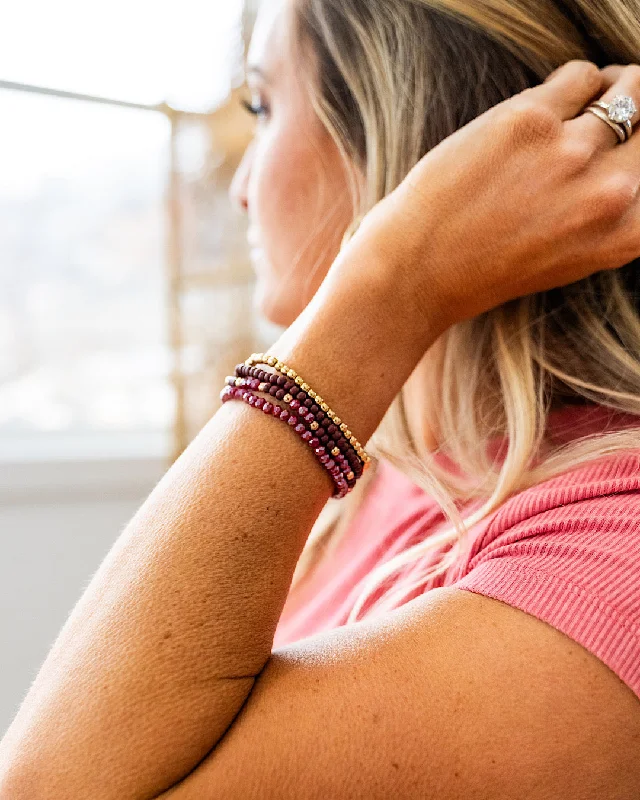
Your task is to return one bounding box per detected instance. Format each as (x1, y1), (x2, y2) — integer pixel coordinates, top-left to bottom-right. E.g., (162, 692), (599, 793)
(157, 586), (640, 800)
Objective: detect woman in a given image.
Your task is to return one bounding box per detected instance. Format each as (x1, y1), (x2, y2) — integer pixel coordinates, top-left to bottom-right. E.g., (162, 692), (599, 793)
(1, 0), (640, 796)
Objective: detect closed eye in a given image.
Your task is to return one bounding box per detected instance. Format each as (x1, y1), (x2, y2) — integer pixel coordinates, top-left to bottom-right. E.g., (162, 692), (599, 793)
(240, 97), (270, 120)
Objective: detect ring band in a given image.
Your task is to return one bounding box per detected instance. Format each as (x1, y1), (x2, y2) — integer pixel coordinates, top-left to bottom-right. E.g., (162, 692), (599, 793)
(585, 94), (637, 144)
(585, 106), (627, 143)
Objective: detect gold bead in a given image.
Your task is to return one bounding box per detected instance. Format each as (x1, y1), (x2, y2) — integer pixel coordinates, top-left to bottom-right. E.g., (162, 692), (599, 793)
(295, 376), (303, 386)
(339, 423), (347, 432)
(334, 417), (341, 426)
(267, 356), (277, 366)
(259, 382), (268, 392)
(331, 447), (340, 457)
(349, 436), (356, 445)
(274, 361), (283, 370)
(310, 422), (319, 431)
(308, 389), (316, 399)
(287, 369), (296, 379)
(347, 471), (355, 481)
(344, 430), (351, 438)
(283, 394), (293, 403)
(321, 403), (329, 412)
(234, 378), (242, 387)
(301, 383), (309, 392)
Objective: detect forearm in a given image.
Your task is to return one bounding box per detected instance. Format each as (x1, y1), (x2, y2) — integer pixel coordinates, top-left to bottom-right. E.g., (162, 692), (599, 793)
(0, 244), (442, 800)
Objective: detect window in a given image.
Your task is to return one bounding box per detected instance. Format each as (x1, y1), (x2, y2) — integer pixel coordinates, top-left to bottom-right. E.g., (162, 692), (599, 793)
(0, 0), (247, 463)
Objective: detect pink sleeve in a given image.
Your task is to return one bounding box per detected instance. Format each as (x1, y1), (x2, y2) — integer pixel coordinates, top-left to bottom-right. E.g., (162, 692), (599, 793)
(452, 491), (640, 702)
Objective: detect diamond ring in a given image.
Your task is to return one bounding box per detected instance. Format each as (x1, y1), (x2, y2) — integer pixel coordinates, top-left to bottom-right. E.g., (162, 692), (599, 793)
(585, 94), (637, 143)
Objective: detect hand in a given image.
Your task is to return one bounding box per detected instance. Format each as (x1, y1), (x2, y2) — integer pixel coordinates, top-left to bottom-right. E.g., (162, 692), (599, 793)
(347, 60), (640, 333)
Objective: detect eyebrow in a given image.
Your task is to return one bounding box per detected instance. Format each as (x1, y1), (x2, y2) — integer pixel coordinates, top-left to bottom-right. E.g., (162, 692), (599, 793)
(245, 64), (272, 85)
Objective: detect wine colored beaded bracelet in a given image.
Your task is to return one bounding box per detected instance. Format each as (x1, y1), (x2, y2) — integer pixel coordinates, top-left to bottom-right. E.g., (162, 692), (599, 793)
(220, 385), (352, 499)
(219, 353), (371, 499)
(243, 353), (371, 469)
(229, 371), (364, 480)
(232, 364), (366, 479)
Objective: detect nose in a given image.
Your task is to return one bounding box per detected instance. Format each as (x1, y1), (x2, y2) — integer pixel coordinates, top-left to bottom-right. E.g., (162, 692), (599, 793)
(229, 140), (254, 214)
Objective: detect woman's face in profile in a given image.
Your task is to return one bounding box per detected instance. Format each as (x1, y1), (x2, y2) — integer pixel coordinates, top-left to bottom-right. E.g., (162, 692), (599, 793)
(229, 0), (355, 328)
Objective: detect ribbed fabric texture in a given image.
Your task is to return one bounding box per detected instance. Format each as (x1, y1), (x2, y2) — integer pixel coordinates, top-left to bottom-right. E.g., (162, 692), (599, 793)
(274, 407), (640, 702)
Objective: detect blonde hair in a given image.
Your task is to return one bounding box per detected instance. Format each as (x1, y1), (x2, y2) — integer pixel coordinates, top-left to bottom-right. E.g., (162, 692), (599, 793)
(285, 0), (640, 623)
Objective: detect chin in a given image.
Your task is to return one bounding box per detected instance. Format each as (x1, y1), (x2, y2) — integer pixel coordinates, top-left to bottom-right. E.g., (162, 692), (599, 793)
(252, 277), (299, 328)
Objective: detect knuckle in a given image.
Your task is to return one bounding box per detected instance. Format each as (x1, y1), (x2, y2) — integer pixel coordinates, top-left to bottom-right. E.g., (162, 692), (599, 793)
(577, 60), (602, 86)
(507, 100), (560, 144)
(623, 63), (640, 82)
(594, 172), (638, 218)
(560, 137), (597, 172)
(564, 59), (602, 88)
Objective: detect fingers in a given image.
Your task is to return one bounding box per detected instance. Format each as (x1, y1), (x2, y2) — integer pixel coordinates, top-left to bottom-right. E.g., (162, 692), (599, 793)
(566, 63), (640, 149)
(536, 60), (604, 119)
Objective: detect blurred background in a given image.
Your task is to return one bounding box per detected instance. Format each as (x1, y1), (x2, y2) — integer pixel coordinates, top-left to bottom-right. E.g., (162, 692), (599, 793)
(0, 0), (277, 735)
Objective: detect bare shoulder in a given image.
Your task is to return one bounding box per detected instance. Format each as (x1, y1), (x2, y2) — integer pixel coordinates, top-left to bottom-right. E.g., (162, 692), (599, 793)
(158, 586), (640, 799)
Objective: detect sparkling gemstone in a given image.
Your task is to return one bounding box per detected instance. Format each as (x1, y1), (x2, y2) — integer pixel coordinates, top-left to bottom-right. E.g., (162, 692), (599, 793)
(608, 95), (637, 123)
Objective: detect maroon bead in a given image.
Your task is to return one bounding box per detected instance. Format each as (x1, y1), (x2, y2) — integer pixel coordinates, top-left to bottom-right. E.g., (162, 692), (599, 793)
(290, 399), (300, 409)
(275, 389), (285, 400)
(326, 459), (335, 470)
(272, 404), (282, 416)
(280, 410), (289, 420)
(315, 446), (326, 455)
(263, 402), (273, 414)
(319, 454), (330, 464)
(288, 416), (297, 426)
(255, 397), (265, 408)
(297, 392), (307, 403)
(276, 375), (287, 387)
(289, 385), (299, 396)
(304, 413), (315, 424)
(304, 399), (313, 409)
(302, 431), (312, 441)
(269, 386), (278, 396)
(294, 424), (305, 434)
(297, 406), (307, 417)
(309, 437), (320, 448)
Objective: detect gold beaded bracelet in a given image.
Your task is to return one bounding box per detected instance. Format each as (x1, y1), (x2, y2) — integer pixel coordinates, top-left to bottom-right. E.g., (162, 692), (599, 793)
(245, 352), (371, 471)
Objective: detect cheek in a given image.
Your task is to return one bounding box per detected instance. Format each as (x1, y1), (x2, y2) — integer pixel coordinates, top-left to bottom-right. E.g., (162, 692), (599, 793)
(249, 122), (330, 263)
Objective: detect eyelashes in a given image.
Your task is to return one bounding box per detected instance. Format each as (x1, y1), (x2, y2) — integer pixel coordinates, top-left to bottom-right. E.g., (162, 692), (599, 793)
(240, 97), (270, 120)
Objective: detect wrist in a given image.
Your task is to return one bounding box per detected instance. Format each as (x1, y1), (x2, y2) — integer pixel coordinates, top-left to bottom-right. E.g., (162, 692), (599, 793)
(263, 237), (448, 449)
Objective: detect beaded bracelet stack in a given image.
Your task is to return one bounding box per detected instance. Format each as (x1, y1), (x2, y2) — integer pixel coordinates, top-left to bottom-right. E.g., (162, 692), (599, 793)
(219, 352), (371, 499)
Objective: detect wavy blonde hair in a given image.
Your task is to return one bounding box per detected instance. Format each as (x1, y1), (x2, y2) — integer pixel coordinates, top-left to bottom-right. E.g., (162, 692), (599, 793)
(284, 0), (640, 623)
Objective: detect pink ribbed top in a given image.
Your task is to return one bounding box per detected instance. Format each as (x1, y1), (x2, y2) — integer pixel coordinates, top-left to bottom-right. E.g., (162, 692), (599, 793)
(274, 405), (640, 702)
